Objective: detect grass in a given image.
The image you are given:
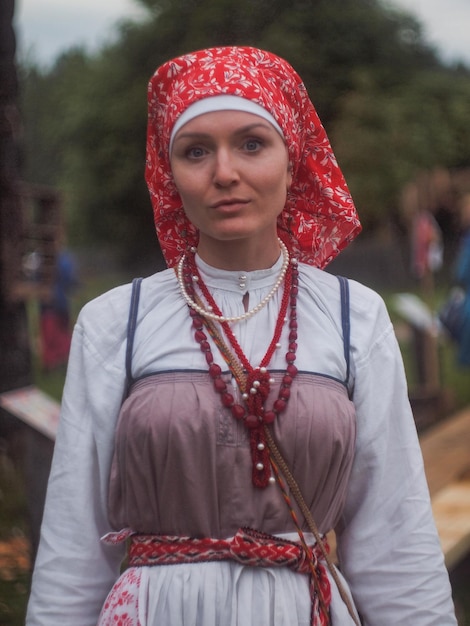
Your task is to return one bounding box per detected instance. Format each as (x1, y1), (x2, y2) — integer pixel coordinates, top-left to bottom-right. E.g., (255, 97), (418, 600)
(1, 272), (469, 624)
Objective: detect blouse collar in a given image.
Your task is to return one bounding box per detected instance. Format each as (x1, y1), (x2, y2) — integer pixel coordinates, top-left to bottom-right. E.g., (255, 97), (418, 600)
(195, 252), (284, 293)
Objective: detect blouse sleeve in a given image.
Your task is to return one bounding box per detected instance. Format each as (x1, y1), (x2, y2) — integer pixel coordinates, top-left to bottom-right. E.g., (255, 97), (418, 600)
(335, 284), (457, 625)
(26, 289), (130, 625)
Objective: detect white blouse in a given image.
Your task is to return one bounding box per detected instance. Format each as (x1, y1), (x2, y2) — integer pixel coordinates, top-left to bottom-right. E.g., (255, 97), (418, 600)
(26, 260), (456, 625)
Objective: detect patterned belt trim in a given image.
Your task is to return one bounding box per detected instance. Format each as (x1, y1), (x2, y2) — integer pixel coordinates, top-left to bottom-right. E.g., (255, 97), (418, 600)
(103, 526), (332, 626)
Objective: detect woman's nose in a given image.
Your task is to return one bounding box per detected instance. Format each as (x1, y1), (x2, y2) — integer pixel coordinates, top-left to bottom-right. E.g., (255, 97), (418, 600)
(213, 150), (239, 187)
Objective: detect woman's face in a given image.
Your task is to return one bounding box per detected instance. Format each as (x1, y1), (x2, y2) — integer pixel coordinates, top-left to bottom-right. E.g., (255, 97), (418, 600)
(170, 110), (292, 262)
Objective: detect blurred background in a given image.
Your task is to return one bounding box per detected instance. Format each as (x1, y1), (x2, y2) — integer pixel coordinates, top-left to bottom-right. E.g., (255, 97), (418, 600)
(1, 0), (470, 623)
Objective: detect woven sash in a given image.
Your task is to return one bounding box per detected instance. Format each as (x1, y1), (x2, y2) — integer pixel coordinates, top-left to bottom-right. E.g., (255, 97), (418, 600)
(126, 527), (332, 626)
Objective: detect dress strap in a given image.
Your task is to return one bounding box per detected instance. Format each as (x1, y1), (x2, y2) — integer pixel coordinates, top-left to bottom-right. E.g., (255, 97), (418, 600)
(337, 276), (351, 390)
(124, 275), (351, 387)
(126, 277), (143, 386)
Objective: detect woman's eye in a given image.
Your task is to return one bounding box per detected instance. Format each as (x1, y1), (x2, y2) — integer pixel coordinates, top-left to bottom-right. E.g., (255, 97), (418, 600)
(244, 139), (262, 152)
(186, 146), (206, 159)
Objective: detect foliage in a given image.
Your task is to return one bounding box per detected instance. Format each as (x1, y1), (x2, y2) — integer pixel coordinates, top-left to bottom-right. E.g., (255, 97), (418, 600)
(331, 69), (470, 227)
(18, 0), (470, 261)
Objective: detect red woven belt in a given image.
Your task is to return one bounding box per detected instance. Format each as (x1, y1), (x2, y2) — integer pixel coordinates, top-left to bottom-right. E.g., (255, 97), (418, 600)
(127, 527), (331, 626)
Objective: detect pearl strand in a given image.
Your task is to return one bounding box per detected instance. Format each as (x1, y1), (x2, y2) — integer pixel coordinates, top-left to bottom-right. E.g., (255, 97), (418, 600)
(176, 239), (290, 323)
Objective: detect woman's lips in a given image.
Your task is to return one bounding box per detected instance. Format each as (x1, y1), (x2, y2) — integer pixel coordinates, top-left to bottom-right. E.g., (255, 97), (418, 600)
(210, 198), (250, 210)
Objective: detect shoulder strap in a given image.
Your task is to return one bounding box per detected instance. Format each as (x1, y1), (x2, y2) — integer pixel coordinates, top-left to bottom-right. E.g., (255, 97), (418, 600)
(337, 275), (351, 387)
(126, 277), (143, 385)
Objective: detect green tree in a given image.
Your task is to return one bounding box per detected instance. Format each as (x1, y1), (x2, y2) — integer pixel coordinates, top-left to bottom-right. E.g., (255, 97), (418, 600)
(331, 68), (470, 228)
(19, 0), (469, 263)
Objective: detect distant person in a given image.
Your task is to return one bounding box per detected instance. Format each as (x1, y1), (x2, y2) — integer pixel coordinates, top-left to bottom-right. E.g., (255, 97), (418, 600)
(39, 245), (78, 371)
(454, 193), (470, 366)
(411, 209), (443, 287)
(26, 47), (456, 625)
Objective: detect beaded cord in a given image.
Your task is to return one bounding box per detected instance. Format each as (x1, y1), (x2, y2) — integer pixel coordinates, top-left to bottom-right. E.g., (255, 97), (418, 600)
(174, 254), (358, 625)
(181, 251), (300, 488)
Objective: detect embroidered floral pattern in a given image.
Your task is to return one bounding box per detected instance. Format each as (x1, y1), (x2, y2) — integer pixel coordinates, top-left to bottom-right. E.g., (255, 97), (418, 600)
(97, 568), (143, 626)
(146, 46), (361, 268)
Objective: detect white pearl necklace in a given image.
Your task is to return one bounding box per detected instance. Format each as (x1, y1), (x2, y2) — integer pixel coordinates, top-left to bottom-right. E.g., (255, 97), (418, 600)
(176, 239), (290, 323)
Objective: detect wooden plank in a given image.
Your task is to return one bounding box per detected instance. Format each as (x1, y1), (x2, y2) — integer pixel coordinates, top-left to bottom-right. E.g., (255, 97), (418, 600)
(420, 408), (470, 497)
(331, 410), (470, 569)
(0, 386), (60, 440)
(431, 481), (470, 570)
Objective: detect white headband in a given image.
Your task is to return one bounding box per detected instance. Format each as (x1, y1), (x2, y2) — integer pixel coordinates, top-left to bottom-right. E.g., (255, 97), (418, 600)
(169, 94), (284, 153)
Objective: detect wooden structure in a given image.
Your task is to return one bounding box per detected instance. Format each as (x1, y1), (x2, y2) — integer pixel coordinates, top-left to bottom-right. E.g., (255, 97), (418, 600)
(421, 407), (470, 570)
(1, 182), (62, 304)
(392, 293), (452, 431)
(0, 0), (60, 561)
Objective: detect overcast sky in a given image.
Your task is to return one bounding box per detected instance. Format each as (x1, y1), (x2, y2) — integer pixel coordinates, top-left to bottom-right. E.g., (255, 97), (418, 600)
(389, 0), (470, 65)
(14, 0), (470, 68)
(14, 0), (147, 66)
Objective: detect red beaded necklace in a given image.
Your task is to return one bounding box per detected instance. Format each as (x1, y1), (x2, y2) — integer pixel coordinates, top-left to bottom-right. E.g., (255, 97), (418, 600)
(181, 251), (299, 488)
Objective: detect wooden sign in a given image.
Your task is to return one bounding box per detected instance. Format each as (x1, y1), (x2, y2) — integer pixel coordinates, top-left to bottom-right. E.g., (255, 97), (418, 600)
(0, 386), (60, 440)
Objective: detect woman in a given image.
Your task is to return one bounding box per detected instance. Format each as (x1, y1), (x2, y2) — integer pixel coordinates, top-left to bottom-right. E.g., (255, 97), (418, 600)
(26, 47), (456, 625)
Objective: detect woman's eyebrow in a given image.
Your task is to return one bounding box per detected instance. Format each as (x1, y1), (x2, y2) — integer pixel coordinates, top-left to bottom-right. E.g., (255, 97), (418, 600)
(233, 122), (274, 134)
(174, 122), (274, 143)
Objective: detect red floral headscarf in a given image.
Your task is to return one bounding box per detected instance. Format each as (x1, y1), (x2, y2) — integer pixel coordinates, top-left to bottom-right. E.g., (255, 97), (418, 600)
(146, 46), (361, 268)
